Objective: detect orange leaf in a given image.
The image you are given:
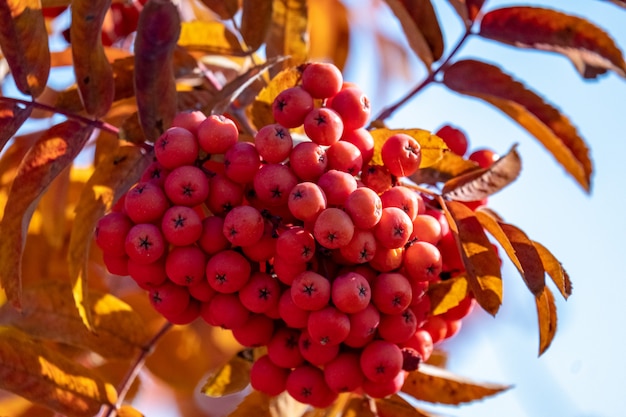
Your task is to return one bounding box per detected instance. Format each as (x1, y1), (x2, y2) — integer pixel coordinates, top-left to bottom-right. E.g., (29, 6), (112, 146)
(0, 326), (117, 417)
(134, 0), (181, 142)
(402, 364), (511, 405)
(443, 59), (592, 192)
(369, 128), (446, 169)
(446, 0), (486, 27)
(442, 144), (521, 201)
(0, 1), (50, 97)
(68, 146), (151, 330)
(376, 394), (434, 417)
(198, 0), (239, 20)
(427, 275), (469, 316)
(480, 6), (626, 79)
(536, 286), (557, 356)
(70, 0), (115, 117)
(401, 0), (444, 61)
(498, 223), (545, 295)
(228, 391), (271, 417)
(0, 281), (150, 359)
(0, 121), (93, 309)
(0, 101), (33, 153)
(382, 0), (435, 69)
(532, 241), (572, 300)
(178, 21), (244, 55)
(409, 150), (477, 185)
(117, 405), (145, 417)
(308, 0), (350, 70)
(441, 200), (502, 316)
(240, 0), (273, 52)
(265, 0), (309, 76)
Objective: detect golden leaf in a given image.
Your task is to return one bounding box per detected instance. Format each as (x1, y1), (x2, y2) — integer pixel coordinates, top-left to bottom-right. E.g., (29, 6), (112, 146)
(427, 275), (469, 316)
(532, 240), (572, 300)
(409, 149), (476, 185)
(0, 326), (117, 417)
(117, 404), (145, 417)
(265, 0), (309, 76)
(376, 394), (434, 417)
(201, 355), (252, 397)
(178, 21), (244, 55)
(227, 390), (271, 417)
(402, 364), (511, 404)
(308, 0), (350, 69)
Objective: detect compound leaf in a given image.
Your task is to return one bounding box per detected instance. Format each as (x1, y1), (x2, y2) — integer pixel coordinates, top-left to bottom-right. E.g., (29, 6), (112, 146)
(480, 6), (626, 79)
(443, 59), (592, 192)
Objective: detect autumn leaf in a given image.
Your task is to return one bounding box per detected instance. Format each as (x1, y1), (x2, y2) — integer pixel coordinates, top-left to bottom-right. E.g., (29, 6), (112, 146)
(0, 101), (34, 154)
(0, 281), (150, 359)
(369, 128), (447, 169)
(201, 355), (252, 397)
(240, 0), (273, 52)
(398, 0), (445, 61)
(427, 275), (469, 316)
(480, 6), (626, 79)
(308, 0), (350, 70)
(402, 364), (511, 404)
(117, 405), (145, 417)
(134, 0), (181, 142)
(265, 0), (309, 76)
(0, 326), (117, 417)
(250, 65), (302, 129)
(382, 0), (435, 69)
(443, 59), (592, 192)
(198, 0), (239, 20)
(228, 391), (271, 417)
(70, 0), (115, 117)
(532, 241), (572, 300)
(443, 144), (521, 201)
(446, 0), (486, 27)
(69, 146), (151, 330)
(409, 149), (477, 185)
(441, 200), (503, 316)
(376, 394), (434, 417)
(0, 1), (50, 97)
(0, 121), (93, 309)
(178, 21), (244, 55)
(536, 286), (558, 356)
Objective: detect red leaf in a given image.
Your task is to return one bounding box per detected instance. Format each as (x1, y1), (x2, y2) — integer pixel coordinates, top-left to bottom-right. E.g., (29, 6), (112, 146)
(445, 0), (485, 27)
(0, 121), (93, 309)
(0, 101), (33, 153)
(240, 0), (273, 52)
(443, 59), (592, 192)
(0, 1), (50, 97)
(398, 0), (444, 61)
(480, 7), (626, 79)
(134, 0), (181, 142)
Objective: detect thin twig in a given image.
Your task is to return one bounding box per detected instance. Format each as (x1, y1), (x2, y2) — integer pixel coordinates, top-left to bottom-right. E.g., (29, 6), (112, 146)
(0, 96), (120, 135)
(373, 29), (474, 124)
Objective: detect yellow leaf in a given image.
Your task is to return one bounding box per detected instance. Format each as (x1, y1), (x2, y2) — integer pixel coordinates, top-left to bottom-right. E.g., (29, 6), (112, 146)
(178, 21), (244, 55)
(376, 394), (434, 417)
(308, 0), (350, 69)
(341, 395), (376, 417)
(427, 275), (469, 316)
(265, 0), (309, 76)
(68, 145), (151, 330)
(201, 355), (252, 397)
(0, 281), (150, 359)
(0, 121), (93, 309)
(369, 128), (446, 169)
(227, 390), (271, 417)
(117, 404), (145, 417)
(442, 200), (503, 316)
(0, 326), (117, 417)
(536, 286), (557, 356)
(402, 364), (511, 405)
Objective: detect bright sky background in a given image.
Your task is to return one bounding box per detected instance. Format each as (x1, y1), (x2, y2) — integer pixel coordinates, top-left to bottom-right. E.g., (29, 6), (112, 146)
(341, 1), (626, 416)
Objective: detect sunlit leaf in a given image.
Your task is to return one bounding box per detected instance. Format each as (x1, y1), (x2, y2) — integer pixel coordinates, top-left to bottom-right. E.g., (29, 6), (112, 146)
(427, 275), (469, 316)
(117, 405), (145, 417)
(0, 1), (50, 97)
(201, 355), (252, 397)
(402, 364), (511, 404)
(198, 0), (239, 20)
(178, 21), (244, 55)
(134, 0), (181, 142)
(443, 59), (592, 192)
(382, 0), (434, 69)
(409, 150), (477, 185)
(241, 0), (273, 52)
(443, 144), (521, 201)
(532, 241), (572, 300)
(376, 394), (434, 417)
(265, 0), (308, 76)
(249, 65), (302, 129)
(38, 167), (70, 250)
(0, 281), (150, 359)
(425, 349), (448, 368)
(308, 0), (350, 70)
(0, 326), (117, 417)
(0, 121), (93, 309)
(227, 390), (271, 417)
(446, 0), (485, 26)
(70, 0), (115, 117)
(370, 128), (446, 169)
(499, 223), (545, 295)
(0, 101), (33, 153)
(441, 200), (503, 316)
(69, 146), (151, 330)
(480, 6), (626, 79)
(536, 286), (557, 356)
(0, 132), (43, 191)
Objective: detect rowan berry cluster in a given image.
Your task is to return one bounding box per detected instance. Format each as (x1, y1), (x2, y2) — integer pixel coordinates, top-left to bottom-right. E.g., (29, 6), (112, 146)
(95, 62), (477, 406)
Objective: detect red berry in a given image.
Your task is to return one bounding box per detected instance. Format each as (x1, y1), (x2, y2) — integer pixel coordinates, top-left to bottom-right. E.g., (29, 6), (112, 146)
(125, 223), (166, 264)
(238, 272), (281, 314)
(435, 124), (469, 156)
(291, 271), (331, 311)
(267, 327), (305, 368)
(253, 163), (298, 208)
(202, 293), (250, 329)
(124, 182), (169, 224)
(254, 123), (293, 163)
(224, 141), (261, 184)
(164, 165), (210, 207)
(289, 141), (327, 181)
(197, 114), (239, 154)
(288, 182), (327, 222)
(298, 330), (340, 366)
(323, 351), (364, 393)
(317, 169), (357, 207)
(328, 86), (371, 130)
(231, 314), (275, 347)
(313, 208), (355, 249)
(250, 355), (290, 396)
(373, 207), (413, 249)
(304, 107), (344, 146)
(371, 272), (412, 314)
(301, 62), (343, 99)
(359, 340), (403, 383)
(403, 241), (442, 282)
(161, 205), (203, 246)
(95, 212), (133, 256)
(331, 272), (371, 314)
(165, 245), (206, 286)
(272, 86), (314, 128)
(154, 127), (199, 169)
(344, 187), (383, 229)
(307, 306), (350, 346)
(381, 133), (421, 177)
(198, 216), (231, 255)
(205, 250), (251, 293)
(469, 148), (499, 168)
(149, 281), (190, 317)
(222, 205), (264, 247)
(276, 227), (316, 264)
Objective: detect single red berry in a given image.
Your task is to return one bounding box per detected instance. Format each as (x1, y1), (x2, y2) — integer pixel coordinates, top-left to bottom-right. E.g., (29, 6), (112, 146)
(301, 62), (343, 99)
(272, 86), (314, 128)
(124, 182), (169, 224)
(381, 133), (422, 177)
(323, 351), (364, 393)
(149, 281), (191, 317)
(267, 327), (305, 369)
(197, 114), (239, 154)
(224, 141), (261, 184)
(371, 272), (412, 315)
(304, 107), (344, 146)
(254, 123), (293, 163)
(307, 306), (350, 346)
(469, 148), (499, 168)
(238, 271), (281, 314)
(331, 272), (371, 314)
(328, 86), (371, 130)
(154, 127), (199, 169)
(298, 330), (340, 366)
(95, 212), (133, 257)
(125, 223), (166, 264)
(164, 165), (210, 207)
(359, 340), (403, 383)
(161, 205), (203, 246)
(435, 124), (469, 156)
(165, 245), (206, 286)
(291, 271), (331, 311)
(289, 141), (328, 181)
(222, 205), (264, 247)
(205, 249), (251, 293)
(250, 355), (290, 396)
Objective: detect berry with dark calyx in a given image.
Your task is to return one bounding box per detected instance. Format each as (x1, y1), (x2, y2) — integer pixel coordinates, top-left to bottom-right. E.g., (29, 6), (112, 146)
(288, 182), (327, 222)
(125, 223), (166, 264)
(343, 303), (380, 348)
(205, 249), (251, 293)
(378, 308), (418, 344)
(253, 163), (298, 208)
(238, 271), (281, 314)
(307, 306), (350, 346)
(313, 208), (355, 249)
(374, 207), (413, 249)
(381, 133), (421, 177)
(291, 271), (331, 311)
(380, 186), (420, 221)
(328, 86), (371, 130)
(164, 165), (210, 207)
(359, 340), (403, 383)
(197, 114), (239, 154)
(165, 245), (206, 286)
(267, 327), (305, 369)
(298, 330), (340, 366)
(371, 272), (412, 314)
(289, 141), (328, 182)
(154, 127), (199, 169)
(326, 140), (363, 175)
(361, 369), (406, 399)
(124, 182), (169, 224)
(140, 161), (170, 187)
(403, 241), (442, 282)
(301, 62), (343, 99)
(276, 227), (316, 264)
(254, 123), (293, 163)
(222, 205), (264, 247)
(250, 355), (290, 396)
(331, 271), (371, 313)
(339, 228), (377, 264)
(161, 205), (202, 246)
(272, 86), (314, 128)
(206, 173), (244, 217)
(149, 281), (190, 318)
(435, 124), (469, 157)
(95, 212), (133, 257)
(163, 298), (201, 325)
(231, 314), (275, 347)
(224, 141), (261, 184)
(286, 364), (337, 408)
(304, 107), (344, 146)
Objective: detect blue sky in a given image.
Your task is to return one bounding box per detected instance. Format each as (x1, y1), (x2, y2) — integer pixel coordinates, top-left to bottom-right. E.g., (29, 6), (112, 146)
(340, 1), (626, 416)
